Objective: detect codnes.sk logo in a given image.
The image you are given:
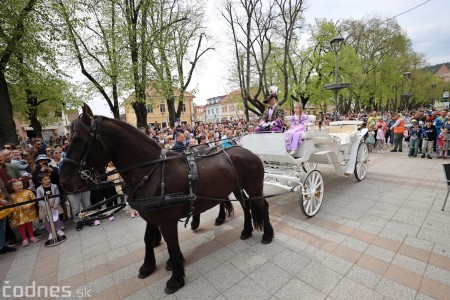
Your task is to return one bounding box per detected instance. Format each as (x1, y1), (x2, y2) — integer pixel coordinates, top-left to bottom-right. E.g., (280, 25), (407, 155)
(2, 281), (91, 298)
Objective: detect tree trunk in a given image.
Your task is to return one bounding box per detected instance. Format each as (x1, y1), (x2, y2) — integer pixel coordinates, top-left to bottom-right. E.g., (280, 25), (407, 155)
(25, 91), (43, 137)
(29, 111), (43, 138)
(0, 69), (18, 145)
(132, 101), (147, 129)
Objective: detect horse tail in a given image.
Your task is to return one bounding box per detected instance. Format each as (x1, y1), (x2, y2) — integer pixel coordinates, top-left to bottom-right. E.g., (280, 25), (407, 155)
(249, 198), (265, 231)
(223, 200), (234, 218)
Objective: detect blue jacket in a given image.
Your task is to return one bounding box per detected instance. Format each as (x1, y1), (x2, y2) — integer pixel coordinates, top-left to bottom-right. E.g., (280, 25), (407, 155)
(172, 141), (186, 153)
(409, 127), (424, 140)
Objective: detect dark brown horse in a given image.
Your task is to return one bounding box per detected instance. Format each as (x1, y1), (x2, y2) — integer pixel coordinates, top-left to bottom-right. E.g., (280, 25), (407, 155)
(59, 104), (273, 294)
(189, 144), (235, 230)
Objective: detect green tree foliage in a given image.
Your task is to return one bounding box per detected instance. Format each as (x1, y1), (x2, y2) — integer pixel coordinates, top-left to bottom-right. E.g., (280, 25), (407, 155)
(56, 0), (129, 120)
(0, 0), (38, 145)
(145, 0), (213, 127)
(1, 0), (76, 141)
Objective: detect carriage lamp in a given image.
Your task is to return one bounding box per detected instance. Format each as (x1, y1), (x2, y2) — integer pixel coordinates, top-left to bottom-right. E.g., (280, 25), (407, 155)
(330, 36), (344, 121)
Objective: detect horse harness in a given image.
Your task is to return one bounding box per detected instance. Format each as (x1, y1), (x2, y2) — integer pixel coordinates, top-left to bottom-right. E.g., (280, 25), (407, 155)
(64, 117), (245, 223)
(124, 146), (245, 226)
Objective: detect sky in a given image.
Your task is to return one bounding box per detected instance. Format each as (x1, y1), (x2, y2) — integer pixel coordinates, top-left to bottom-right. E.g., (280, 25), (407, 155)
(87, 0), (449, 117)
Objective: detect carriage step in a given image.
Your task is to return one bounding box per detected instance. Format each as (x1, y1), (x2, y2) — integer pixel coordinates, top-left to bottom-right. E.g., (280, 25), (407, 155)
(314, 151), (332, 155)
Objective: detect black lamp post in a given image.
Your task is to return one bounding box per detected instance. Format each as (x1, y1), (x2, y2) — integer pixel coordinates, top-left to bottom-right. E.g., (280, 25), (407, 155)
(331, 36), (344, 121)
(323, 36), (350, 121)
(403, 71), (411, 112)
(431, 83), (436, 109)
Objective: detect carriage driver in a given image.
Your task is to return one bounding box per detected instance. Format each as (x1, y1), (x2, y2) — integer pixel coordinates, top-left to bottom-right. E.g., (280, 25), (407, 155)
(255, 86), (285, 133)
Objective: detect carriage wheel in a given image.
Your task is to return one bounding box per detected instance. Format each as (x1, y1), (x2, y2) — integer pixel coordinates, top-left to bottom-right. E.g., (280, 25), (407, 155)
(354, 142), (369, 181)
(302, 162), (318, 173)
(299, 170), (324, 217)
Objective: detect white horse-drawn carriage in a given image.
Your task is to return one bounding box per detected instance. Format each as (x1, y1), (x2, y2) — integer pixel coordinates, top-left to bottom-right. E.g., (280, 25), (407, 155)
(241, 116), (369, 217)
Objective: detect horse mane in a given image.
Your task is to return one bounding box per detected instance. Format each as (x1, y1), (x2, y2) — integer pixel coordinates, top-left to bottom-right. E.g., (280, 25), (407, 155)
(71, 114), (159, 149)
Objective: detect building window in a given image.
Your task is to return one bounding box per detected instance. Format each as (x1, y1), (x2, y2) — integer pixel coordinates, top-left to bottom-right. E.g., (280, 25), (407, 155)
(229, 105), (234, 112)
(159, 104), (166, 113)
(146, 104), (153, 113)
(222, 106), (227, 113)
(216, 108), (219, 114)
(182, 104), (186, 112)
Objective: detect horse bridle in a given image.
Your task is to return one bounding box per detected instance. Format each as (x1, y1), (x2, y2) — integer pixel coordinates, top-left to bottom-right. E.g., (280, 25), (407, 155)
(63, 117), (110, 185)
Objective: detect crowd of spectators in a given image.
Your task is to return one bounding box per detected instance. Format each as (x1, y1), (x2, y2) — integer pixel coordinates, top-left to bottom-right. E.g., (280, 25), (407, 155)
(0, 134), (133, 255)
(0, 107), (445, 255)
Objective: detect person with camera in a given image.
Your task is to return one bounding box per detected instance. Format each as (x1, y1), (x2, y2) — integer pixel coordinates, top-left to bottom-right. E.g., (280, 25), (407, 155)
(31, 155), (61, 195)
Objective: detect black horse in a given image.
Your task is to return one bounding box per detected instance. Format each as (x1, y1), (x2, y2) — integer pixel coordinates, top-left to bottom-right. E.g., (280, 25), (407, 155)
(59, 104), (274, 294)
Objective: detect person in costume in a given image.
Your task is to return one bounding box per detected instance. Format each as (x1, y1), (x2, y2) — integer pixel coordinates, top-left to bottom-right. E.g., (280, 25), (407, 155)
(255, 86), (285, 133)
(285, 102), (309, 155)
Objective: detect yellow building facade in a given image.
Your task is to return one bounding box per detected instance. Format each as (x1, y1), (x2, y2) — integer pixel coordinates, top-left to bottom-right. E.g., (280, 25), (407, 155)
(124, 87), (195, 128)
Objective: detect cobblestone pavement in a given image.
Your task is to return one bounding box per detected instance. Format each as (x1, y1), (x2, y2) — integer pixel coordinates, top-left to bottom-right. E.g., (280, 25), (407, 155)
(1, 151), (450, 299)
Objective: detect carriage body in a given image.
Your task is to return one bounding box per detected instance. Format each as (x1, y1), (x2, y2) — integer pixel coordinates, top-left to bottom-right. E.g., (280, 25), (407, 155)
(241, 117), (369, 217)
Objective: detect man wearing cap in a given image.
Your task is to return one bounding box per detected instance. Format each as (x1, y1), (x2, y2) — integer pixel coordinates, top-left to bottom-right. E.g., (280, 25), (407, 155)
(390, 113), (405, 152)
(32, 154), (60, 191)
(256, 86), (285, 133)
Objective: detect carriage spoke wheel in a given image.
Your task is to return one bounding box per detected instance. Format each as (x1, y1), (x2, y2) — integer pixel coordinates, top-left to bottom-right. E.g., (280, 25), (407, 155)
(354, 142), (369, 181)
(302, 162), (318, 173)
(299, 170), (324, 217)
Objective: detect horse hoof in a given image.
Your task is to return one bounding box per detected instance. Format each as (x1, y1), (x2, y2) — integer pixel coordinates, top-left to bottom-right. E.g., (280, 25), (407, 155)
(138, 264), (156, 278)
(261, 235), (273, 244)
(164, 286), (180, 294)
(214, 218), (225, 226)
(240, 233), (252, 240)
(191, 221), (199, 231)
(166, 264), (173, 271)
(138, 272), (151, 279)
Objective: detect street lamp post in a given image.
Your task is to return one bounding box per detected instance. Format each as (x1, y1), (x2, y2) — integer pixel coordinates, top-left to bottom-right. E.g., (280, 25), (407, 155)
(431, 83), (436, 109)
(403, 71), (411, 112)
(330, 36), (344, 121)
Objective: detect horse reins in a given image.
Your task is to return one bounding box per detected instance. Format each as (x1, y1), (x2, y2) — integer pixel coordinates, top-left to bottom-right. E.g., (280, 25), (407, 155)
(63, 117), (294, 222)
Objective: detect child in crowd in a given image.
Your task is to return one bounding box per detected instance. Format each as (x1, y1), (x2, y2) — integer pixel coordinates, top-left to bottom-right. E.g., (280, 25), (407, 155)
(366, 131), (375, 152)
(421, 119), (436, 159)
(437, 128), (445, 158)
(36, 173), (64, 240)
(438, 127), (450, 159)
(438, 127), (448, 158)
(220, 130), (234, 149)
(408, 121), (423, 158)
(403, 127), (410, 149)
(376, 125), (385, 153)
(9, 179), (40, 246)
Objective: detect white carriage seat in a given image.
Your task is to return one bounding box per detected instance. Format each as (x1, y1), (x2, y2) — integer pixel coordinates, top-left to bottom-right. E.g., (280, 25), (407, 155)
(284, 115), (319, 140)
(327, 121), (361, 144)
(241, 133), (305, 163)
